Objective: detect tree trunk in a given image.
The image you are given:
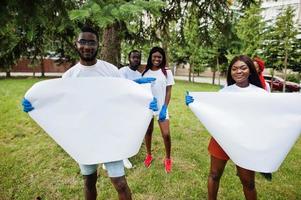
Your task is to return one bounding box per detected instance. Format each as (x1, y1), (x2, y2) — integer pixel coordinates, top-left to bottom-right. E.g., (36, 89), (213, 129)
(192, 68), (195, 83)
(271, 68), (275, 92)
(217, 57), (221, 86)
(282, 49), (288, 92)
(100, 21), (122, 68)
(188, 63), (192, 82)
(212, 56), (218, 85)
(160, 21), (170, 67)
(6, 69), (11, 78)
(40, 57), (45, 77)
(212, 70), (216, 85)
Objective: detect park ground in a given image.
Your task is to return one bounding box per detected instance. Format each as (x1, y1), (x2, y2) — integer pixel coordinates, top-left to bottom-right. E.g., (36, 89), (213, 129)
(0, 78), (300, 200)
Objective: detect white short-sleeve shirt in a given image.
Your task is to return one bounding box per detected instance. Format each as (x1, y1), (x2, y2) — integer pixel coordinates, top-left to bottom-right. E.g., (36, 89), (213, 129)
(62, 59), (120, 78)
(143, 69), (175, 111)
(220, 84), (266, 93)
(119, 66), (142, 80)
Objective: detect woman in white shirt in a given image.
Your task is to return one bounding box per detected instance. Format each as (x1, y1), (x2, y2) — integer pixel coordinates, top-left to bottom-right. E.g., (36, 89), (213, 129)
(142, 47), (175, 173)
(186, 55), (265, 200)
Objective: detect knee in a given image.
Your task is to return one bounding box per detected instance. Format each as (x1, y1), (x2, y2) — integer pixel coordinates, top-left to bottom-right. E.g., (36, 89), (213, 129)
(114, 178), (129, 193)
(240, 178), (255, 190)
(209, 171), (222, 182)
(162, 131), (170, 140)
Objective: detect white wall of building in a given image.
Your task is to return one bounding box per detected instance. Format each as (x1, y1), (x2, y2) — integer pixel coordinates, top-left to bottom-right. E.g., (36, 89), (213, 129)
(261, 0), (301, 25)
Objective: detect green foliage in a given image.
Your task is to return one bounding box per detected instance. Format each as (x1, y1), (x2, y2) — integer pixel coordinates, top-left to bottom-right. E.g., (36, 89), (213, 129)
(0, 0), (79, 75)
(69, 0), (165, 66)
(263, 6), (299, 71)
(235, 3), (266, 56)
(168, 1), (234, 78)
(0, 0), (285, 78)
(69, 0), (165, 28)
(286, 73), (300, 83)
(289, 37), (301, 73)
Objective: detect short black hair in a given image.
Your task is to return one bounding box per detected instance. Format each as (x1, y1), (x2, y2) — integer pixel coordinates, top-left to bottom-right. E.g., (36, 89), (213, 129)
(128, 50), (141, 59)
(80, 25), (99, 41)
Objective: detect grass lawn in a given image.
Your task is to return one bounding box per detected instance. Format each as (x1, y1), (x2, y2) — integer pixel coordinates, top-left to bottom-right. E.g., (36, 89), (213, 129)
(0, 78), (300, 200)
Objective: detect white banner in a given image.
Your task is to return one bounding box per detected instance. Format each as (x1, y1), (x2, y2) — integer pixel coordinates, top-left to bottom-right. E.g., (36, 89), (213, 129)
(188, 92), (301, 172)
(25, 77), (153, 164)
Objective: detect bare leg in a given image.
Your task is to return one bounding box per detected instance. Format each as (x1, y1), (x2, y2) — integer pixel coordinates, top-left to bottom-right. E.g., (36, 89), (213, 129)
(208, 156), (227, 200)
(158, 120), (171, 159)
(83, 172), (97, 200)
(110, 176), (132, 200)
(145, 118), (154, 155)
(236, 166), (257, 200)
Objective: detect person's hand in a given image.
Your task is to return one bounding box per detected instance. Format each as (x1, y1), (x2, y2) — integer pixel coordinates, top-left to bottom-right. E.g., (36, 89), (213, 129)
(134, 77), (156, 84)
(22, 98), (34, 112)
(159, 104), (167, 121)
(185, 92), (194, 106)
(149, 97), (158, 111)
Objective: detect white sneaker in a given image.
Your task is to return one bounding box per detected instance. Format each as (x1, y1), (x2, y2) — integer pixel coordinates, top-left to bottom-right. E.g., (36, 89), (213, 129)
(123, 159), (133, 169)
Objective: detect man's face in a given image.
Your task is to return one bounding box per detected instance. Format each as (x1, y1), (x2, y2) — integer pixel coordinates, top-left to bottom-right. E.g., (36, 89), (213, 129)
(76, 32), (98, 62)
(129, 52), (141, 69)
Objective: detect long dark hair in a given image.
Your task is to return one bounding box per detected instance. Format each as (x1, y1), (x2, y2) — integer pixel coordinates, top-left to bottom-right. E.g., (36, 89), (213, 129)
(142, 47), (167, 77)
(227, 55), (263, 88)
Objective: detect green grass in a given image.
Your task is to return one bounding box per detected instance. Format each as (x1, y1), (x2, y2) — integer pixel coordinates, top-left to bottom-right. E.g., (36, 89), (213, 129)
(0, 78), (300, 200)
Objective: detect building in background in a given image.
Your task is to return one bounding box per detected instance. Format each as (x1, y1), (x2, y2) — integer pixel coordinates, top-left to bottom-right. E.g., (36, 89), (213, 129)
(261, 0), (301, 25)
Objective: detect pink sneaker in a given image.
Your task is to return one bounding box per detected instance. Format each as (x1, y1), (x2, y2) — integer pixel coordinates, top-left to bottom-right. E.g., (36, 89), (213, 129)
(144, 154), (153, 168)
(164, 158), (172, 173)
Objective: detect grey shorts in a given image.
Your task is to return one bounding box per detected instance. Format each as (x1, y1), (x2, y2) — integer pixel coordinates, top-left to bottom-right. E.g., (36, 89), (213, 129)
(79, 160), (125, 177)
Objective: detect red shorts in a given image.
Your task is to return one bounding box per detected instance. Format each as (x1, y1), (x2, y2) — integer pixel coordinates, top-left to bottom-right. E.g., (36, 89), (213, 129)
(208, 137), (229, 160)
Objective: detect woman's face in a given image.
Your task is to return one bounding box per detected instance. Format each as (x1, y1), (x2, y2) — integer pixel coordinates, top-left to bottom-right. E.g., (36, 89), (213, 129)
(231, 60), (250, 87)
(151, 51), (163, 67)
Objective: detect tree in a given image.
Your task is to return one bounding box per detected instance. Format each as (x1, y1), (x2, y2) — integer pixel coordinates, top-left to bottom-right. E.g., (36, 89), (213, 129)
(69, 0), (164, 67)
(289, 36), (301, 82)
(69, 0), (255, 68)
(0, 0), (256, 77)
(0, 0), (79, 77)
(235, 3), (266, 57)
(264, 6), (299, 92)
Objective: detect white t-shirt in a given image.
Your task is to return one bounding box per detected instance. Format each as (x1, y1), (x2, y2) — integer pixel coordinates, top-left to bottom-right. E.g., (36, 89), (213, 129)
(62, 60), (120, 78)
(220, 83), (266, 93)
(143, 69), (175, 111)
(119, 66), (141, 80)
(265, 81), (271, 92)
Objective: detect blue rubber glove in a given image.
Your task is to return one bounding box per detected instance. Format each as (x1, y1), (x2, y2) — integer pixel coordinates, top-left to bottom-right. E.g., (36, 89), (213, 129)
(149, 97), (158, 111)
(22, 98), (34, 112)
(159, 104), (167, 121)
(185, 92), (194, 106)
(134, 77), (156, 84)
